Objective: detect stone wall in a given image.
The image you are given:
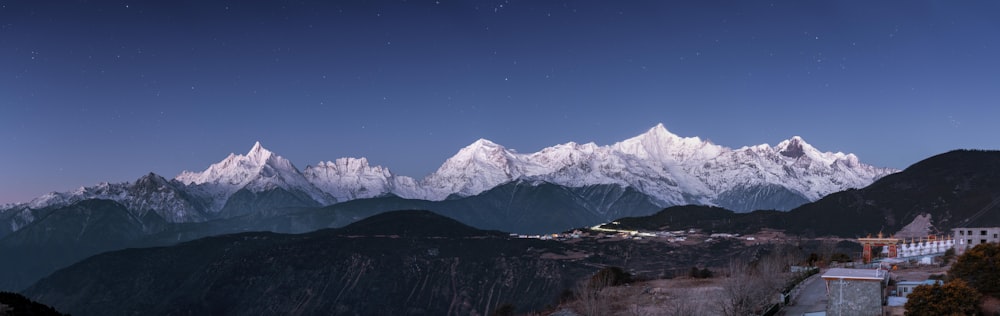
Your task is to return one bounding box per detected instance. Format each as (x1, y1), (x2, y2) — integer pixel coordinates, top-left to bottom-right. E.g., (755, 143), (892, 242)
(826, 278), (882, 316)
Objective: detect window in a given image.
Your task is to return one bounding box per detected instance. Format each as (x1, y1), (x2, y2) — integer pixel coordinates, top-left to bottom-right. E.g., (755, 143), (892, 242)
(994, 233), (997, 239)
(982, 230), (988, 236)
(969, 230), (974, 235)
(968, 239), (973, 245)
(982, 239), (987, 244)
(961, 230), (965, 236)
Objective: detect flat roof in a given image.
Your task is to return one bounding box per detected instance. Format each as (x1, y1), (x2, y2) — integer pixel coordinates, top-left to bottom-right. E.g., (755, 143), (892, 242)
(822, 268), (885, 281)
(897, 280), (943, 286)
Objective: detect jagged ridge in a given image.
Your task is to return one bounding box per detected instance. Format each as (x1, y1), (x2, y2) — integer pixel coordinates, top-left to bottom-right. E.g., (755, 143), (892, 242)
(2, 124), (896, 231)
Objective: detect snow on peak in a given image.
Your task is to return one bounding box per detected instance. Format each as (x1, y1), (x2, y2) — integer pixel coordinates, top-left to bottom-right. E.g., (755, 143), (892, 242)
(773, 136), (848, 166)
(303, 157), (414, 201)
(246, 141), (272, 163)
(410, 123), (895, 207)
(450, 138), (516, 168)
(420, 138), (526, 199)
(613, 123), (723, 164)
(776, 136), (811, 158)
(464, 138), (507, 152)
(4, 124), (898, 228)
(175, 142), (333, 211)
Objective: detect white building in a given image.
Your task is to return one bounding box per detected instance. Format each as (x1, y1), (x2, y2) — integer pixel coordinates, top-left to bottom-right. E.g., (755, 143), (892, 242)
(952, 227), (1000, 254)
(896, 280), (942, 297)
(897, 238), (954, 258)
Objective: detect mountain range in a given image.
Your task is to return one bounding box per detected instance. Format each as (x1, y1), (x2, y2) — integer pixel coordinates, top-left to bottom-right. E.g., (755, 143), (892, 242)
(6, 144), (1000, 314)
(607, 150), (1000, 238)
(0, 124), (895, 292)
(22, 147), (1000, 315)
(0, 124), (895, 236)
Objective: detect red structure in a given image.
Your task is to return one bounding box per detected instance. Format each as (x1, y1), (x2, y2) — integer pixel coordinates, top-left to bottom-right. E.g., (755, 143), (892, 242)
(858, 233), (900, 263)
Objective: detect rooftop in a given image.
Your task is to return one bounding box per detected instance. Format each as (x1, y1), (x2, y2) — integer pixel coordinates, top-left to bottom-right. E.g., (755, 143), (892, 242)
(822, 268), (886, 281)
(897, 280), (943, 286)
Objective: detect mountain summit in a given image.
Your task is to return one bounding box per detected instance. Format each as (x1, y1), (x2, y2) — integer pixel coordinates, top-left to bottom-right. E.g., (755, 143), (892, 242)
(420, 138), (525, 200)
(175, 142), (334, 213)
(613, 123), (724, 163)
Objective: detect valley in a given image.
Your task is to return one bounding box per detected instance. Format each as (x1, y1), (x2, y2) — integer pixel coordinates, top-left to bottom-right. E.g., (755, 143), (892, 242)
(20, 210), (853, 316)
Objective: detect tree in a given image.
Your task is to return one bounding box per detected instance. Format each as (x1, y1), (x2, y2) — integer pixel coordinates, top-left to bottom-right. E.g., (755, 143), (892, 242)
(949, 242), (1000, 296)
(575, 267), (631, 316)
(807, 252), (820, 266)
(717, 258), (780, 316)
(588, 266), (631, 289)
(0, 292), (66, 316)
(699, 268), (713, 278)
(830, 253), (852, 263)
(904, 279), (980, 316)
(689, 266), (713, 279)
(667, 288), (707, 316)
(942, 247), (956, 264)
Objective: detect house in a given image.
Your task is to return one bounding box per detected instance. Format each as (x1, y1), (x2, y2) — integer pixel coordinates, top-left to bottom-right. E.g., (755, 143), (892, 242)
(822, 268), (888, 316)
(895, 279), (943, 297)
(952, 227), (1000, 254)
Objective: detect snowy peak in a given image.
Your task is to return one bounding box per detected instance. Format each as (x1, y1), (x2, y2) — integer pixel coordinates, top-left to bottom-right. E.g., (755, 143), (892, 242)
(615, 124), (683, 160)
(134, 172), (170, 189)
(772, 136), (851, 166)
(302, 157), (411, 201)
(445, 138), (516, 171)
(462, 138), (508, 156)
(776, 136), (811, 158)
(175, 142), (334, 211)
(613, 123), (723, 163)
(312, 157), (386, 175)
(246, 141), (272, 164)
(175, 142), (281, 186)
(421, 138), (525, 199)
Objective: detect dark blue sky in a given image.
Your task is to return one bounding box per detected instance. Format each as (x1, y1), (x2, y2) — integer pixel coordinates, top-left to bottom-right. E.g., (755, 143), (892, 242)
(3, 1), (999, 204)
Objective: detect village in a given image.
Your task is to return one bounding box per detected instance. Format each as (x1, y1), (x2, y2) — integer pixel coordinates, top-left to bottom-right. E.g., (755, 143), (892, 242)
(524, 221), (998, 316)
(510, 221), (772, 245)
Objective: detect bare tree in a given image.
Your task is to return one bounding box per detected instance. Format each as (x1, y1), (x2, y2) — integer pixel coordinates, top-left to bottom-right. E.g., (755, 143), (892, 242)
(574, 276), (610, 316)
(667, 288), (707, 316)
(574, 266), (635, 315)
(717, 249), (788, 316)
(817, 240), (837, 266)
(718, 258), (762, 316)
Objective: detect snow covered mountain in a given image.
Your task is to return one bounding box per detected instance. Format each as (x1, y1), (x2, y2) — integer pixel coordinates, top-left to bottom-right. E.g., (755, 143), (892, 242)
(175, 141), (335, 214)
(302, 157), (421, 202)
(411, 124), (896, 211)
(15, 173), (207, 223)
(1, 124), (897, 236)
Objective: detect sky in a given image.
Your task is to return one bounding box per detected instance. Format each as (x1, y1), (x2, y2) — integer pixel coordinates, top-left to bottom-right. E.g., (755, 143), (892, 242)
(2, 1), (999, 204)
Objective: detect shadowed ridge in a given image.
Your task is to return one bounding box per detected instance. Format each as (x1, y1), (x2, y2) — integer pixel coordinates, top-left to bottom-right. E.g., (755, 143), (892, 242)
(333, 209), (506, 237)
